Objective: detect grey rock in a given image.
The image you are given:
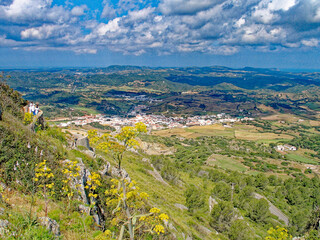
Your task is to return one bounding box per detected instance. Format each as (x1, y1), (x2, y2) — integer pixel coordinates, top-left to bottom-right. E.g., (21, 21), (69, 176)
(75, 137), (92, 150)
(174, 203), (188, 211)
(79, 205), (90, 215)
(254, 192), (289, 226)
(168, 222), (177, 231)
(39, 217), (60, 237)
(0, 182), (6, 190)
(99, 162), (111, 176)
(0, 219), (9, 236)
(209, 196), (218, 213)
(148, 164), (168, 185)
(83, 150), (96, 158)
(0, 220), (9, 228)
(198, 170), (209, 177)
(0, 208), (4, 215)
(197, 225), (212, 235)
(111, 167), (131, 182)
(63, 158), (90, 205)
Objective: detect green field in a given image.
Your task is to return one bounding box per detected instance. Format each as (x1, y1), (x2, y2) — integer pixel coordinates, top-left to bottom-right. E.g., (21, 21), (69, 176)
(286, 153), (318, 164)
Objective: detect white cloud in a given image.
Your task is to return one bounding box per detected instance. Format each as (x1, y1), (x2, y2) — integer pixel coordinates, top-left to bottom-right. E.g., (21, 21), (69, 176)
(0, 0), (70, 23)
(21, 24), (66, 40)
(159, 0), (225, 15)
(0, 0), (319, 56)
(128, 7), (155, 21)
(97, 18), (122, 35)
(301, 38), (319, 47)
(101, 3), (116, 19)
(71, 5), (87, 16)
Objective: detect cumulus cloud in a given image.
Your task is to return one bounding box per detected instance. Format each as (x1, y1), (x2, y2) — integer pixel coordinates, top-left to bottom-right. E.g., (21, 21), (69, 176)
(0, 0), (319, 56)
(0, 0), (70, 23)
(159, 0), (226, 15)
(21, 24), (67, 40)
(71, 5), (87, 16)
(301, 38), (319, 47)
(101, 3), (116, 19)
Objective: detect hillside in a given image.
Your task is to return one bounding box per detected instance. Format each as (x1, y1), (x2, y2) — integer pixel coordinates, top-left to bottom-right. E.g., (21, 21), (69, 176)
(1, 76), (320, 239)
(2, 66), (320, 119)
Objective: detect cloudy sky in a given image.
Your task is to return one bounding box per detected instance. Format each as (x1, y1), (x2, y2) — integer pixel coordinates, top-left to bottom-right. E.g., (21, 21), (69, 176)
(0, 0), (319, 69)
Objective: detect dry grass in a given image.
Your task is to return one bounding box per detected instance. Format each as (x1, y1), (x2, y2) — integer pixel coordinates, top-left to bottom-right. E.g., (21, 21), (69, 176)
(257, 104), (278, 113)
(153, 123), (293, 141)
(234, 130), (293, 141)
(261, 114), (299, 122)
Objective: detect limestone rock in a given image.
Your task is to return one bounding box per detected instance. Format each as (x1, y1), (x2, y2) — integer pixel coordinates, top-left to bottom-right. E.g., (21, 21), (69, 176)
(79, 204), (90, 215)
(174, 203), (188, 211)
(83, 150), (96, 159)
(111, 167), (131, 182)
(39, 217), (60, 237)
(198, 170), (209, 177)
(0, 219), (9, 236)
(75, 137), (92, 150)
(209, 196), (218, 213)
(99, 162), (111, 176)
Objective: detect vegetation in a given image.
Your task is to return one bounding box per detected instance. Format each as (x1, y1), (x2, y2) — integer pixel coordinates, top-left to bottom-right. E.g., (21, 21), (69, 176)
(2, 71), (320, 239)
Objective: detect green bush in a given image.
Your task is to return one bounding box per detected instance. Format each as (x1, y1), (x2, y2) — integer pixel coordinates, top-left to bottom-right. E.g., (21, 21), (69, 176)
(185, 185), (205, 213)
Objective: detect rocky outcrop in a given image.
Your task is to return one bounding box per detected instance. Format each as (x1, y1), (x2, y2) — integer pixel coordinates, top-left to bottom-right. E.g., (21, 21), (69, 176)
(0, 219), (9, 236)
(174, 203), (188, 211)
(99, 161), (131, 182)
(63, 158), (104, 226)
(28, 111), (45, 132)
(147, 164), (168, 185)
(209, 196), (218, 213)
(39, 217), (60, 237)
(75, 137), (93, 150)
(254, 193), (289, 226)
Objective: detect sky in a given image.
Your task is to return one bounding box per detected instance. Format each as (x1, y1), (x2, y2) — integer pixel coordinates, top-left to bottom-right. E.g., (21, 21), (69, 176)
(0, 0), (319, 69)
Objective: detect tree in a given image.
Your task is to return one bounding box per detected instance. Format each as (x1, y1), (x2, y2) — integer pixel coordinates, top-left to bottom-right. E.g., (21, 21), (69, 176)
(255, 173), (269, 190)
(228, 220), (254, 240)
(212, 181), (231, 201)
(185, 185), (205, 213)
(88, 122), (147, 169)
(247, 198), (270, 223)
(210, 200), (235, 232)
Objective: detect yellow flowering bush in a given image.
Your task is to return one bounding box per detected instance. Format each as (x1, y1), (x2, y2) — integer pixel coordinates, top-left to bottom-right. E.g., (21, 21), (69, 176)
(88, 122), (147, 169)
(115, 122), (147, 149)
(105, 178), (168, 239)
(23, 112), (33, 125)
(139, 207), (169, 235)
(34, 160), (54, 192)
(33, 160), (55, 216)
(85, 172), (101, 206)
(61, 160), (81, 204)
(265, 226), (292, 240)
(94, 230), (113, 240)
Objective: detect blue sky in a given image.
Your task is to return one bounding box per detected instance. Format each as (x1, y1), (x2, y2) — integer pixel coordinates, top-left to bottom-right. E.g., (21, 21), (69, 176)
(0, 0), (319, 69)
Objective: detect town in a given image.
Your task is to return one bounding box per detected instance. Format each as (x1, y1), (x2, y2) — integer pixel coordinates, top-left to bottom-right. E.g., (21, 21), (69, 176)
(56, 113), (254, 130)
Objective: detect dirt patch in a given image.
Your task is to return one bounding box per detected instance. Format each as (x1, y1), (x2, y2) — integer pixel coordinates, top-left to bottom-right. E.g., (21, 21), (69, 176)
(139, 141), (175, 155)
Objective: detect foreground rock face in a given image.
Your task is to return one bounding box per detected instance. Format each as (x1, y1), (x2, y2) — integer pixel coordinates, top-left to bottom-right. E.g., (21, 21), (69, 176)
(67, 158), (106, 227)
(39, 217), (60, 237)
(75, 137), (93, 150)
(99, 161), (131, 182)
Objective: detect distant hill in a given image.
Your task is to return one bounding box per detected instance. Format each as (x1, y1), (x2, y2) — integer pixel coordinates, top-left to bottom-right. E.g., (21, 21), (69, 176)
(2, 65), (320, 118)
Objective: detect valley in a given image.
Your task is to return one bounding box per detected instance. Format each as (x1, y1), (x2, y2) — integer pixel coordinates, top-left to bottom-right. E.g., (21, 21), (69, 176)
(1, 67), (320, 239)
